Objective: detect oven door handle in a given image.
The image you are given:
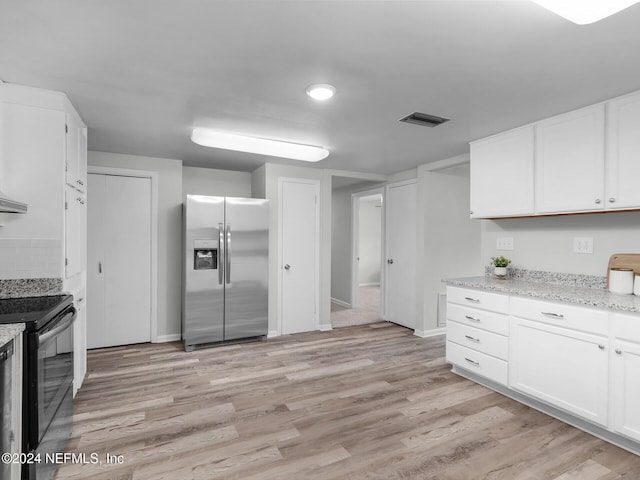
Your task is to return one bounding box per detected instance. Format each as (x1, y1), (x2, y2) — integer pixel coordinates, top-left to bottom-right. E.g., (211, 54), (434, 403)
(36, 308), (76, 347)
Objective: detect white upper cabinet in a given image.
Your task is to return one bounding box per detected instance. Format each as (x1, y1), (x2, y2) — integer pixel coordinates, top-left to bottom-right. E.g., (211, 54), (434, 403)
(470, 125), (534, 218)
(606, 91), (640, 210)
(65, 112), (87, 193)
(535, 104), (605, 214)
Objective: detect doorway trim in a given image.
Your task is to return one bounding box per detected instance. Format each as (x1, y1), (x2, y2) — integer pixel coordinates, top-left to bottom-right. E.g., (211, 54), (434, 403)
(350, 187), (385, 317)
(277, 177), (321, 336)
(87, 166), (159, 342)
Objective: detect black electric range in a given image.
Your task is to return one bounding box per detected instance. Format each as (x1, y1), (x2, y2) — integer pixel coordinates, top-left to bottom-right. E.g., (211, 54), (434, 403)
(0, 294), (76, 480)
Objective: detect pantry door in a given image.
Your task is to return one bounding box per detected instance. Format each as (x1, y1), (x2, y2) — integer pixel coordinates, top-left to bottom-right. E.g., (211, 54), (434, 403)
(87, 173), (152, 348)
(385, 180), (417, 330)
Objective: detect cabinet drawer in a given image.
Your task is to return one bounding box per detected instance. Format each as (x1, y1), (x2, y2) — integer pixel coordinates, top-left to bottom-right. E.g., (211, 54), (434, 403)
(510, 296), (608, 336)
(447, 303), (509, 336)
(446, 341), (508, 386)
(447, 287), (509, 314)
(611, 312), (640, 343)
(447, 321), (508, 360)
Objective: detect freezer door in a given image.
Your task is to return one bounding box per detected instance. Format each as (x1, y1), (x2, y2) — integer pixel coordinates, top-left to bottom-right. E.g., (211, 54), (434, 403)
(224, 197), (269, 340)
(183, 195), (225, 349)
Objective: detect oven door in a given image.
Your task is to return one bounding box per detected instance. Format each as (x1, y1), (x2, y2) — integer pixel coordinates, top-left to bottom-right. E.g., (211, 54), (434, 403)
(33, 307), (75, 446)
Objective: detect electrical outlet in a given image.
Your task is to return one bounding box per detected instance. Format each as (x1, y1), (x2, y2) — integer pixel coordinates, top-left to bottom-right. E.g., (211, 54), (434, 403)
(496, 237), (514, 251)
(573, 237), (594, 254)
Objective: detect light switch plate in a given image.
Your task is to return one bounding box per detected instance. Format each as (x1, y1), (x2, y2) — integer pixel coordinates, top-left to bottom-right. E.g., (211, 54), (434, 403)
(496, 237), (514, 250)
(573, 237), (594, 254)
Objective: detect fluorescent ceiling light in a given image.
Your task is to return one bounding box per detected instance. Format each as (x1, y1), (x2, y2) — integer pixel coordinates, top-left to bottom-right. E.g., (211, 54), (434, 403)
(191, 128), (329, 162)
(306, 84), (336, 101)
(530, 0), (640, 25)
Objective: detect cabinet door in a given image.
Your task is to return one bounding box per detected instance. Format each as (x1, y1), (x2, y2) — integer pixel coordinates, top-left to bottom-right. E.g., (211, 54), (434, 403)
(65, 113), (86, 192)
(510, 318), (608, 426)
(64, 186), (85, 279)
(612, 340), (640, 441)
(470, 125), (534, 218)
(606, 92), (640, 210)
(535, 104), (605, 214)
(73, 294), (87, 396)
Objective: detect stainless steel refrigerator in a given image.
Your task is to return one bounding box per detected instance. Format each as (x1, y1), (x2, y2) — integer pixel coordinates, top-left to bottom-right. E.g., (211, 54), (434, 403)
(182, 195), (269, 351)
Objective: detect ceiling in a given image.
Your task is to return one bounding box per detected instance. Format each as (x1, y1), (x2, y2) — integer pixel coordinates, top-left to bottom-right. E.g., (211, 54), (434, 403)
(2, 0), (640, 175)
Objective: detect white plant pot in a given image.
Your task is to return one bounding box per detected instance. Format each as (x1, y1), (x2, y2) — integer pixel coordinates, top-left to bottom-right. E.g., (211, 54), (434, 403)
(494, 266), (507, 277)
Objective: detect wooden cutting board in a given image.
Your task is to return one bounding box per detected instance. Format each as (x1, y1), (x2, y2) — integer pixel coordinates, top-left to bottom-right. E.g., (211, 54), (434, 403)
(607, 253), (640, 287)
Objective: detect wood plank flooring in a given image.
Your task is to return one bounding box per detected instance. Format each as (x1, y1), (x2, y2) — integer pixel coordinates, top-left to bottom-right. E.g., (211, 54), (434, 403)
(55, 324), (640, 480)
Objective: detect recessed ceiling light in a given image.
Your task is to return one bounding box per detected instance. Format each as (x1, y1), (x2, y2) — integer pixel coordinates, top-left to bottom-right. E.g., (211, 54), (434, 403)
(191, 128), (329, 162)
(530, 0), (640, 25)
(306, 84), (336, 101)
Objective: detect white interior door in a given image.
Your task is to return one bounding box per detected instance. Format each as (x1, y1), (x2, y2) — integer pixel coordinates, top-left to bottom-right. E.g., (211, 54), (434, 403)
(280, 179), (319, 335)
(385, 180), (417, 330)
(87, 173), (152, 348)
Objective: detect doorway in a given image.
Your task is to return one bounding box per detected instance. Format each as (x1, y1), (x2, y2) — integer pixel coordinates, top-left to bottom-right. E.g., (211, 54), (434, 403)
(330, 178), (384, 328)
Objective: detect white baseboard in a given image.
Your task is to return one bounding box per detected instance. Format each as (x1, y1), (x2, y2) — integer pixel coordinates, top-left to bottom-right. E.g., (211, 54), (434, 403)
(153, 333), (181, 343)
(414, 328), (446, 338)
(319, 324), (333, 332)
(358, 282), (381, 287)
(330, 297), (351, 308)
(268, 330), (279, 338)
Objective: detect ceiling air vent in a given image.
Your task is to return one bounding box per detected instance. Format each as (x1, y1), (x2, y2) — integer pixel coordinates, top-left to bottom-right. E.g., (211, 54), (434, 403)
(399, 112), (450, 128)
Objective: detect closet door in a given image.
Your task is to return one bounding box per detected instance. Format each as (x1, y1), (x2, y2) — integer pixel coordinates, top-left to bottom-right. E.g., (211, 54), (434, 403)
(87, 173), (152, 348)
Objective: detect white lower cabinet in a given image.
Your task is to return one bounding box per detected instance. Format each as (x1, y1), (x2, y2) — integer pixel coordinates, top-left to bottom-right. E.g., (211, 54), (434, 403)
(611, 312), (640, 442)
(510, 317), (609, 426)
(73, 292), (87, 396)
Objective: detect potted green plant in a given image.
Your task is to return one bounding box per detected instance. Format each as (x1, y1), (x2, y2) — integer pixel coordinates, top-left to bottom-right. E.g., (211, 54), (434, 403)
(491, 256), (511, 278)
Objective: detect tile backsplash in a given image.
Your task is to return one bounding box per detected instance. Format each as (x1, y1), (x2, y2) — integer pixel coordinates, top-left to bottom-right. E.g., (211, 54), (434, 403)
(0, 239), (62, 279)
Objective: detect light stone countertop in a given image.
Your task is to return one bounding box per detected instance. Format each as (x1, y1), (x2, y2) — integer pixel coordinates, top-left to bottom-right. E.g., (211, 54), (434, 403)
(0, 323), (25, 347)
(444, 276), (640, 314)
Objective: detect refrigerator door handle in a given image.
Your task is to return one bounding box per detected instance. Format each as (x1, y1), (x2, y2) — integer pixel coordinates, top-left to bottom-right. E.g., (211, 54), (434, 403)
(218, 223), (224, 285)
(225, 224), (231, 284)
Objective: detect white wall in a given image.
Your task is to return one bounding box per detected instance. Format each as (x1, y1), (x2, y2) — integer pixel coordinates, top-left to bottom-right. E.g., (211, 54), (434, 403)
(481, 211), (640, 276)
(358, 195), (382, 286)
(88, 151), (183, 340)
(417, 156), (483, 334)
(331, 187), (351, 304)
(182, 166), (251, 198)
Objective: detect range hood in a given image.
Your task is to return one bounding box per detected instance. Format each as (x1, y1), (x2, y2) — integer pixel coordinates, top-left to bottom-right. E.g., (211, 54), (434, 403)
(0, 189), (27, 213)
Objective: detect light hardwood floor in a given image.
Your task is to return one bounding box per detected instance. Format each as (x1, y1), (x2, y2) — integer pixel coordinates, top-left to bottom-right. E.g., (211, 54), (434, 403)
(56, 324), (640, 480)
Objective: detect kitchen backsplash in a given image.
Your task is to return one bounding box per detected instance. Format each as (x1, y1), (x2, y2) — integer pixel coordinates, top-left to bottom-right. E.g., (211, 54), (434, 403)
(484, 266), (607, 290)
(0, 238), (62, 279)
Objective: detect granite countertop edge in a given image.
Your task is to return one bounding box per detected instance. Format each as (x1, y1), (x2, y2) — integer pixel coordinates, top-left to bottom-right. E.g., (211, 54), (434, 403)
(444, 276), (640, 314)
(0, 323), (25, 348)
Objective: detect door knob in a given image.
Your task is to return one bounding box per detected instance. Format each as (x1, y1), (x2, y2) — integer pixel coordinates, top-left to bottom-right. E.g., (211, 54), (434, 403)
(387, 259), (394, 264)
(284, 264), (291, 270)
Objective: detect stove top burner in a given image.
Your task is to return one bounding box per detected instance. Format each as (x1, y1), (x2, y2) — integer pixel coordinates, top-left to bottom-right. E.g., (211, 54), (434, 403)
(0, 295), (73, 330)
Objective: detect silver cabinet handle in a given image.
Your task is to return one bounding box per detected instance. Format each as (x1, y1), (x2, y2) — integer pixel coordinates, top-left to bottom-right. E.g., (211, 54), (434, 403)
(465, 315), (481, 323)
(609, 198), (616, 203)
(469, 211), (474, 215)
(465, 335), (480, 343)
(284, 264), (291, 270)
(615, 349), (622, 355)
(464, 297), (480, 303)
(595, 199), (601, 204)
(225, 224), (231, 284)
(387, 259), (394, 264)
(218, 223), (224, 285)
(98, 261), (102, 273)
(76, 197), (85, 205)
(598, 344), (605, 350)
(464, 357), (480, 367)
(541, 311), (564, 318)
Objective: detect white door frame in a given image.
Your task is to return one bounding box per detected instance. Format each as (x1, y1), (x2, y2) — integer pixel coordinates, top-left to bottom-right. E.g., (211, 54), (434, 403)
(277, 177), (320, 336)
(350, 187), (385, 316)
(384, 178), (417, 323)
(87, 166), (159, 342)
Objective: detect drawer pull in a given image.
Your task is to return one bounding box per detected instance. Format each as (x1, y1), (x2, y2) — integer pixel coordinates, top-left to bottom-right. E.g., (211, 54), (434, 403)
(615, 349), (622, 355)
(464, 297), (480, 303)
(598, 344), (605, 350)
(464, 357), (480, 367)
(464, 315), (481, 323)
(541, 311), (564, 319)
(464, 335), (480, 343)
